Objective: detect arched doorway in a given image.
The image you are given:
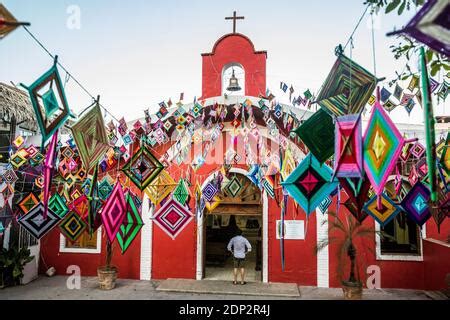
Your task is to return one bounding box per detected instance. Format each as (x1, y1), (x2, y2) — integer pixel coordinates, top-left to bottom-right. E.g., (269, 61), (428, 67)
(202, 172), (263, 282)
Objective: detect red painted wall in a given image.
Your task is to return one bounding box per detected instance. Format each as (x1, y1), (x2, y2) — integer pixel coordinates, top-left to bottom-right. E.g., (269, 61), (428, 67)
(327, 191), (449, 290)
(425, 216), (450, 243)
(201, 33), (267, 99)
(268, 197), (317, 285)
(423, 239), (450, 290)
(39, 229), (142, 280)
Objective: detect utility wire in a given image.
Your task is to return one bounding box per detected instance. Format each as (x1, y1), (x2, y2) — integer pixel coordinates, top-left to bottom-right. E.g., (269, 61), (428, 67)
(21, 26), (120, 123)
(343, 4), (371, 52)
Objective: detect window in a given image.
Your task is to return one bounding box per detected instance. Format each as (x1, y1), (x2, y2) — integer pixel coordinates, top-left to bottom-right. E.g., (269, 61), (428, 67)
(375, 178), (424, 261)
(59, 229), (102, 254)
(380, 213), (420, 255)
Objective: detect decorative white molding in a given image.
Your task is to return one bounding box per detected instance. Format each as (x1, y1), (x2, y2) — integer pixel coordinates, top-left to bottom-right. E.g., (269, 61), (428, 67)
(59, 228), (102, 254)
(196, 210), (204, 281)
(375, 222), (424, 262)
(140, 194), (153, 280)
(262, 192), (269, 283)
(316, 208), (329, 288)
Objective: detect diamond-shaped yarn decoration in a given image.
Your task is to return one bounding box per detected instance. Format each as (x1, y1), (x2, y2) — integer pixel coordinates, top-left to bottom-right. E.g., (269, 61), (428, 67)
(247, 165), (262, 189)
(343, 198), (369, 223)
(262, 176), (276, 199)
(2, 169), (19, 184)
(68, 195), (89, 217)
(334, 114), (363, 178)
(153, 198), (193, 240)
(315, 53), (377, 117)
(225, 176), (243, 198)
(173, 179), (190, 205)
(59, 211), (87, 242)
(71, 102), (110, 172)
(122, 144), (164, 191)
(144, 170), (177, 206)
(98, 178), (113, 201)
(0, 4), (22, 39)
(363, 193), (402, 227)
(18, 192), (39, 214)
(116, 193), (144, 253)
(281, 153), (339, 215)
(293, 109), (334, 163)
(101, 182), (127, 242)
(318, 196), (332, 214)
(340, 176), (371, 223)
(363, 99), (404, 195)
(42, 89), (59, 117)
(205, 196), (221, 212)
(10, 153), (27, 169)
(410, 142), (426, 158)
(18, 203), (61, 239)
(86, 164), (103, 235)
(387, 0), (450, 57)
(202, 181), (218, 203)
(20, 60), (72, 149)
(440, 132), (450, 175)
(48, 193), (69, 218)
(400, 182), (431, 226)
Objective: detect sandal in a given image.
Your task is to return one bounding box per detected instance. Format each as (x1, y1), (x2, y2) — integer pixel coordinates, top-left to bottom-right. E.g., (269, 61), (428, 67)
(233, 281), (238, 285)
(241, 281), (246, 285)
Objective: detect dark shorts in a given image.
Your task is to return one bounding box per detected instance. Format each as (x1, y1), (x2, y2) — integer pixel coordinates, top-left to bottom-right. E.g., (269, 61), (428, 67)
(233, 257), (246, 268)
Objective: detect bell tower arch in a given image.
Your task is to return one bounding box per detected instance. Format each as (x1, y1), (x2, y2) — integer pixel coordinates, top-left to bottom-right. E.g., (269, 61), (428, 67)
(201, 32), (267, 99)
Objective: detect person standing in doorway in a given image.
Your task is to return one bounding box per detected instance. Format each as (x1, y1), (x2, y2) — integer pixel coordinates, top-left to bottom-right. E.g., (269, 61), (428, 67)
(227, 229), (252, 285)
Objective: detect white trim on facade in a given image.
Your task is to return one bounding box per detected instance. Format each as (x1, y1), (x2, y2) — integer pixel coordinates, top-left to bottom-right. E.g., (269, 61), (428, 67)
(262, 192), (269, 283)
(316, 208), (329, 287)
(374, 222), (425, 262)
(59, 228), (102, 254)
(197, 167), (269, 282)
(140, 194), (153, 280)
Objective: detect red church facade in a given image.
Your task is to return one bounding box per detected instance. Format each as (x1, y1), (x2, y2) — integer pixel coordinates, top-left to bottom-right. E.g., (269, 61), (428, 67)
(40, 31), (450, 291)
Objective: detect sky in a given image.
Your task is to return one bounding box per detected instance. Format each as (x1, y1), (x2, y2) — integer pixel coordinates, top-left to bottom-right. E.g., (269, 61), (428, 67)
(1, 0), (448, 125)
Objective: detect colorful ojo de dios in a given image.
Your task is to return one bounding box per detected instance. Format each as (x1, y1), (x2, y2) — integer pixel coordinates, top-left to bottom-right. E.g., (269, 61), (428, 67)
(116, 193), (144, 253)
(122, 142), (164, 191)
(101, 182), (127, 243)
(20, 57), (72, 150)
(363, 193), (402, 227)
(152, 198), (193, 240)
(334, 114), (363, 178)
(293, 109), (334, 164)
(315, 50), (378, 117)
(363, 93), (404, 196)
(18, 203), (61, 240)
(400, 182), (431, 226)
(145, 170), (178, 206)
(42, 130), (59, 219)
(59, 211), (87, 242)
(71, 99), (110, 172)
(281, 153), (338, 215)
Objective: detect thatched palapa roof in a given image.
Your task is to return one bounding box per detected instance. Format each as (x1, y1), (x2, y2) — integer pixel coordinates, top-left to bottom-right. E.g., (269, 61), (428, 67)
(0, 82), (37, 132)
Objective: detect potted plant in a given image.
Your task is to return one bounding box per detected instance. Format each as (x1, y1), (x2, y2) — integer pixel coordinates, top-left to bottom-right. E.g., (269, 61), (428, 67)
(315, 211), (376, 300)
(97, 240), (118, 290)
(0, 246), (34, 289)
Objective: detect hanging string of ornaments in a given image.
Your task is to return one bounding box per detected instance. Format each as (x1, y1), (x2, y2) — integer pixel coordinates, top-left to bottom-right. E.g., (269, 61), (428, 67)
(0, 2), (448, 270)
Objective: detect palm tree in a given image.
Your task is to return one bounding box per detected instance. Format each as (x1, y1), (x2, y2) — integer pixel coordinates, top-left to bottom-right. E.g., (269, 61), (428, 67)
(315, 211), (378, 285)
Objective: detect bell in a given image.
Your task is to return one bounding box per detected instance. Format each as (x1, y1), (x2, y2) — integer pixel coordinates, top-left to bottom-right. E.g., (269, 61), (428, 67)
(226, 69), (241, 92)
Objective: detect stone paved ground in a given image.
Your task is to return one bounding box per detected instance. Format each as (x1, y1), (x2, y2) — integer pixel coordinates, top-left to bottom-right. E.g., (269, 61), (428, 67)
(0, 276), (445, 300)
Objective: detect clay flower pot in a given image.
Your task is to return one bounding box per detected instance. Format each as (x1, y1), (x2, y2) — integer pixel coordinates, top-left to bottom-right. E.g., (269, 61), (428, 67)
(341, 280), (363, 300)
(97, 266), (118, 290)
